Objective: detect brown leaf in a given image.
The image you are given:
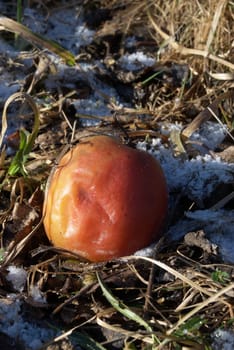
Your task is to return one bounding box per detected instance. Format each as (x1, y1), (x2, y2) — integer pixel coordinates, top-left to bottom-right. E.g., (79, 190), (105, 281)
(184, 230), (218, 255)
(216, 146), (234, 163)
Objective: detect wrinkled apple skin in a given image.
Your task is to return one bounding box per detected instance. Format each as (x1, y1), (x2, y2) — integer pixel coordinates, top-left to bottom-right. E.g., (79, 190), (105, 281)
(43, 135), (168, 262)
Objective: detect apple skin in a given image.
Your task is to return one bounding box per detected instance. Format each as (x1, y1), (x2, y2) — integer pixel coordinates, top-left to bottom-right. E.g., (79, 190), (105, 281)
(43, 135), (168, 262)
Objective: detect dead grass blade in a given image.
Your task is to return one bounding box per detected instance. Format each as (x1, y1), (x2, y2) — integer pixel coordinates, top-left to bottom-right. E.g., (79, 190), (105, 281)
(127, 256), (212, 296)
(125, 256), (232, 309)
(167, 281), (234, 336)
(0, 92), (40, 176)
(207, 106), (234, 142)
(124, 255), (234, 340)
(0, 15), (75, 66)
(2, 216), (43, 266)
(170, 128), (186, 156)
(205, 0), (227, 53)
(96, 317), (154, 344)
(182, 90), (233, 138)
(208, 72), (234, 80)
(147, 6), (234, 71)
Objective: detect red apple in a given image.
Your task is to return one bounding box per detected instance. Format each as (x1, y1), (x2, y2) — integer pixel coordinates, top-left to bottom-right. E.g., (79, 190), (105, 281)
(43, 135), (168, 262)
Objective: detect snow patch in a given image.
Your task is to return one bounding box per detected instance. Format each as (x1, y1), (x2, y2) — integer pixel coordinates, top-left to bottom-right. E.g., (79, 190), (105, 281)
(6, 266), (27, 292)
(119, 52), (156, 71)
(0, 297), (56, 350)
(212, 329), (234, 350)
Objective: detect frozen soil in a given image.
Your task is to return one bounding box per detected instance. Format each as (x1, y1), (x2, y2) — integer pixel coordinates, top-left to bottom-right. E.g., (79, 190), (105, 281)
(0, 1), (233, 349)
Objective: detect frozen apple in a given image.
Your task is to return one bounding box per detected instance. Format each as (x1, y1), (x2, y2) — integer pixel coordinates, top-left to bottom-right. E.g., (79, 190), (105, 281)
(43, 135), (168, 262)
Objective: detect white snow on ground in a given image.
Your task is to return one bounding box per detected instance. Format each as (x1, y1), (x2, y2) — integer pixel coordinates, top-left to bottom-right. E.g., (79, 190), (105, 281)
(191, 121), (227, 150)
(137, 126), (232, 203)
(137, 133), (234, 263)
(6, 266), (27, 292)
(119, 52), (156, 71)
(212, 329), (234, 350)
(23, 7), (95, 53)
(0, 296), (57, 350)
(0, 4), (233, 349)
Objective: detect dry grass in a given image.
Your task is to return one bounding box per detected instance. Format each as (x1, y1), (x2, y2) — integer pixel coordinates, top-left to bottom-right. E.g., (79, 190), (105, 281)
(94, 0), (233, 121)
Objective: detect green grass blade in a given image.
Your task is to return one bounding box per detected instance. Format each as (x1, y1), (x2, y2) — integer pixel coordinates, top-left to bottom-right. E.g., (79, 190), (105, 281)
(8, 129), (28, 176)
(0, 15), (75, 66)
(16, 0), (23, 23)
(97, 273), (152, 333)
(0, 92), (40, 176)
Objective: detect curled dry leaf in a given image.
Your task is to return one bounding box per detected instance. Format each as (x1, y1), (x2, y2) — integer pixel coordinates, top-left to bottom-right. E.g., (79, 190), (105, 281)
(184, 230), (218, 255)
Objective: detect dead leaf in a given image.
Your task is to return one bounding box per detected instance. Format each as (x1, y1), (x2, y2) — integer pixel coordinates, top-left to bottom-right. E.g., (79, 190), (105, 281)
(184, 230), (218, 255)
(216, 146), (234, 163)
